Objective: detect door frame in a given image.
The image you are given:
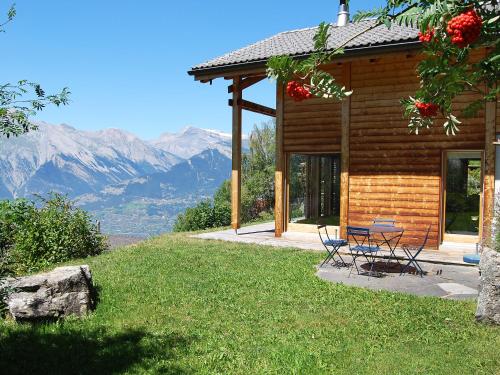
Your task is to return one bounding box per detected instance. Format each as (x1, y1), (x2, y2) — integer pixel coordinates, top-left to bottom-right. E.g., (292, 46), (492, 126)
(441, 149), (485, 243)
(285, 152), (342, 234)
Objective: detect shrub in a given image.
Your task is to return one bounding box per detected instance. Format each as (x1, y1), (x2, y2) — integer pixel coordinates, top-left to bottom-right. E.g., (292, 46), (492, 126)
(173, 200), (231, 232)
(0, 193), (107, 275)
(0, 199), (33, 253)
(494, 197), (500, 253)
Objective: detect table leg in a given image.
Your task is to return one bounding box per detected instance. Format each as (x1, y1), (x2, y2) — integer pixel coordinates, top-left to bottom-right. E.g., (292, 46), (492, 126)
(382, 232), (403, 272)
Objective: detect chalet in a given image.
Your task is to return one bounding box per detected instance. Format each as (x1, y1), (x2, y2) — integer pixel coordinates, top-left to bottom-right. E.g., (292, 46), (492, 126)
(188, 2), (499, 249)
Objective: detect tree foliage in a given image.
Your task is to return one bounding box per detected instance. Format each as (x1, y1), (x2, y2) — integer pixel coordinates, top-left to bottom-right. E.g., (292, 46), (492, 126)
(0, 193), (107, 275)
(267, 0), (499, 135)
(0, 4), (70, 138)
(267, 22), (353, 102)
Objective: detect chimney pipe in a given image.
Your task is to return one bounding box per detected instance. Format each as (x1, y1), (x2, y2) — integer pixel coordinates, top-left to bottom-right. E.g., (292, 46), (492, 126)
(337, 0), (350, 27)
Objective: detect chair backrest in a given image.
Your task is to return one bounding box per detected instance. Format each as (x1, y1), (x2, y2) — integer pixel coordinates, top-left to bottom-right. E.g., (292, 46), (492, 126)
(373, 217), (396, 227)
(346, 226), (370, 246)
(418, 225), (432, 251)
(317, 224), (330, 244)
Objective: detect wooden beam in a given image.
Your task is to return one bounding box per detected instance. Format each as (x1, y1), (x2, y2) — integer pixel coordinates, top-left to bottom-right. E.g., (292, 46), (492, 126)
(231, 77), (242, 231)
(193, 67), (267, 82)
(340, 62), (351, 239)
(228, 76), (266, 93)
(228, 98), (276, 117)
(483, 95), (497, 242)
(275, 83), (285, 237)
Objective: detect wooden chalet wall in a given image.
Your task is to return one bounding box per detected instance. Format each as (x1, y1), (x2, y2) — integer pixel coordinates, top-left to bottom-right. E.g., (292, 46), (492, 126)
(349, 53), (484, 248)
(283, 68), (342, 154)
(282, 51), (489, 248)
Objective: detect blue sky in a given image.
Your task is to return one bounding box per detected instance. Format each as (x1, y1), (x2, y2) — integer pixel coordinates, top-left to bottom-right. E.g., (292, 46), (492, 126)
(2, 0), (385, 139)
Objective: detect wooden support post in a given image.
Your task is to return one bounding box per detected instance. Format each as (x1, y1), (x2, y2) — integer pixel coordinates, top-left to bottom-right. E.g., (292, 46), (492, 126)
(275, 83), (285, 237)
(340, 63), (351, 239)
(483, 97), (497, 242)
(231, 77), (242, 231)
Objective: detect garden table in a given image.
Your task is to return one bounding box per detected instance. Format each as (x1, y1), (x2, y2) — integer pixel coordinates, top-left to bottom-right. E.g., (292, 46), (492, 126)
(366, 225), (404, 271)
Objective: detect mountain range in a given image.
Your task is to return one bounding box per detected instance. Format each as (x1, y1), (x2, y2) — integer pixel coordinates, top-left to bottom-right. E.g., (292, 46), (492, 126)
(0, 122), (242, 236)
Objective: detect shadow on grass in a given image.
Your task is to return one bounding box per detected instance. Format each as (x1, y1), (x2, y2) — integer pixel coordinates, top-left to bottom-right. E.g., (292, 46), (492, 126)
(0, 327), (194, 374)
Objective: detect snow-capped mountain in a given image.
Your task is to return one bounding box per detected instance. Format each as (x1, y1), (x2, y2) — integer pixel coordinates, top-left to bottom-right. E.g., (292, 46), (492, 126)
(151, 126), (247, 159)
(0, 122), (235, 235)
(0, 123), (181, 198)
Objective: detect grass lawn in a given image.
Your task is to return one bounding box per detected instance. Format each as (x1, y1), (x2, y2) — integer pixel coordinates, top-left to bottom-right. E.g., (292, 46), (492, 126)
(446, 211), (480, 234)
(1, 234), (499, 374)
(294, 215), (340, 226)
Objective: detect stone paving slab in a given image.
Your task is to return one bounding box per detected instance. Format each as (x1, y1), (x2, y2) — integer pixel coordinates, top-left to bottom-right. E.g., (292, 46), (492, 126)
(316, 261), (479, 300)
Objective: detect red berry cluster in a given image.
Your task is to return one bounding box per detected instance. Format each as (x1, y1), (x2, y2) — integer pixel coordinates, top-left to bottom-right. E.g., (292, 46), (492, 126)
(286, 81), (313, 102)
(415, 101), (439, 117)
(418, 28), (435, 43)
(446, 9), (482, 48)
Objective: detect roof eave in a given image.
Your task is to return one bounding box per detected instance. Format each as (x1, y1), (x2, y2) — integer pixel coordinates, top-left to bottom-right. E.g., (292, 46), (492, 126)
(188, 40), (422, 81)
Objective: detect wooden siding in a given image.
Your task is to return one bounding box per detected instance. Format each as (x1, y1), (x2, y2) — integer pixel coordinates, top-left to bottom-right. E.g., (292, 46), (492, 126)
(283, 67), (342, 153)
(349, 53), (485, 248)
(497, 91), (500, 134)
(281, 51), (490, 248)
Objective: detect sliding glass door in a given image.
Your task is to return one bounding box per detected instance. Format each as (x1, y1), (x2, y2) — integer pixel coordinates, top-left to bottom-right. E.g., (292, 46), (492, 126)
(289, 154), (340, 226)
(444, 151), (483, 240)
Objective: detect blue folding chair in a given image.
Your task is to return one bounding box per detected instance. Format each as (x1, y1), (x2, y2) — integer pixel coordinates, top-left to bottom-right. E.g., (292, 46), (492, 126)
(400, 225), (432, 277)
(318, 224), (348, 267)
(347, 226), (381, 276)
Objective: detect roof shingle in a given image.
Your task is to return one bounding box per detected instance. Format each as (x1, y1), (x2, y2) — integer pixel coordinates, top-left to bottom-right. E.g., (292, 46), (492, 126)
(191, 20), (420, 72)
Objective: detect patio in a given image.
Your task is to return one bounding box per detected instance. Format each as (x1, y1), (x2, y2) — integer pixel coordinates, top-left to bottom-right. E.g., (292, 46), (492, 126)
(316, 262), (478, 300)
(193, 222), (480, 300)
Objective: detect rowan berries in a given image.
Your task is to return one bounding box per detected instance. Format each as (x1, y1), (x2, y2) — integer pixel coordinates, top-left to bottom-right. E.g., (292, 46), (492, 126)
(446, 9), (482, 48)
(286, 81), (313, 102)
(415, 101), (439, 117)
(418, 28), (435, 43)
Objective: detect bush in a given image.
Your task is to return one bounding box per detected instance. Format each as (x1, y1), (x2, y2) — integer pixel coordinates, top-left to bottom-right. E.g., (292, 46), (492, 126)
(0, 199), (33, 253)
(0, 194), (107, 275)
(173, 199), (231, 232)
(494, 197), (500, 253)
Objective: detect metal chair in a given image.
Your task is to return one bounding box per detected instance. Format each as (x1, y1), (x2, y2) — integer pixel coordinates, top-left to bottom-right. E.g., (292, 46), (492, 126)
(318, 224), (348, 267)
(346, 226), (380, 276)
(400, 225), (432, 277)
(373, 218), (396, 227)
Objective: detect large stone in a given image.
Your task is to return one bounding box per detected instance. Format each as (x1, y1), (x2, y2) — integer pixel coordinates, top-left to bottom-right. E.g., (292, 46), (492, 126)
(476, 248), (500, 325)
(4, 265), (95, 321)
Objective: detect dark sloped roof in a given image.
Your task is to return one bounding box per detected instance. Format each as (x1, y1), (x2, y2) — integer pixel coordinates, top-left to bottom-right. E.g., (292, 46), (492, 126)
(190, 20), (420, 75)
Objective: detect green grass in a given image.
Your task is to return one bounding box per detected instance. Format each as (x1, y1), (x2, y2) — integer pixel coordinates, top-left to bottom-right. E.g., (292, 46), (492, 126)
(1, 234), (499, 374)
(446, 211), (480, 234)
(294, 215), (340, 226)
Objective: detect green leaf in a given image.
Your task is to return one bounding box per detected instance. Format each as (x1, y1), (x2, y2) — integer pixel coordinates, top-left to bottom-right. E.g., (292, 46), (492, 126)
(313, 22), (331, 51)
(487, 15), (499, 24)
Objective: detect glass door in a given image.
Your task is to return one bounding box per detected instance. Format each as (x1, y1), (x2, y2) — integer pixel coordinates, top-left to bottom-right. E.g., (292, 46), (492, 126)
(289, 154), (341, 227)
(444, 151), (483, 240)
